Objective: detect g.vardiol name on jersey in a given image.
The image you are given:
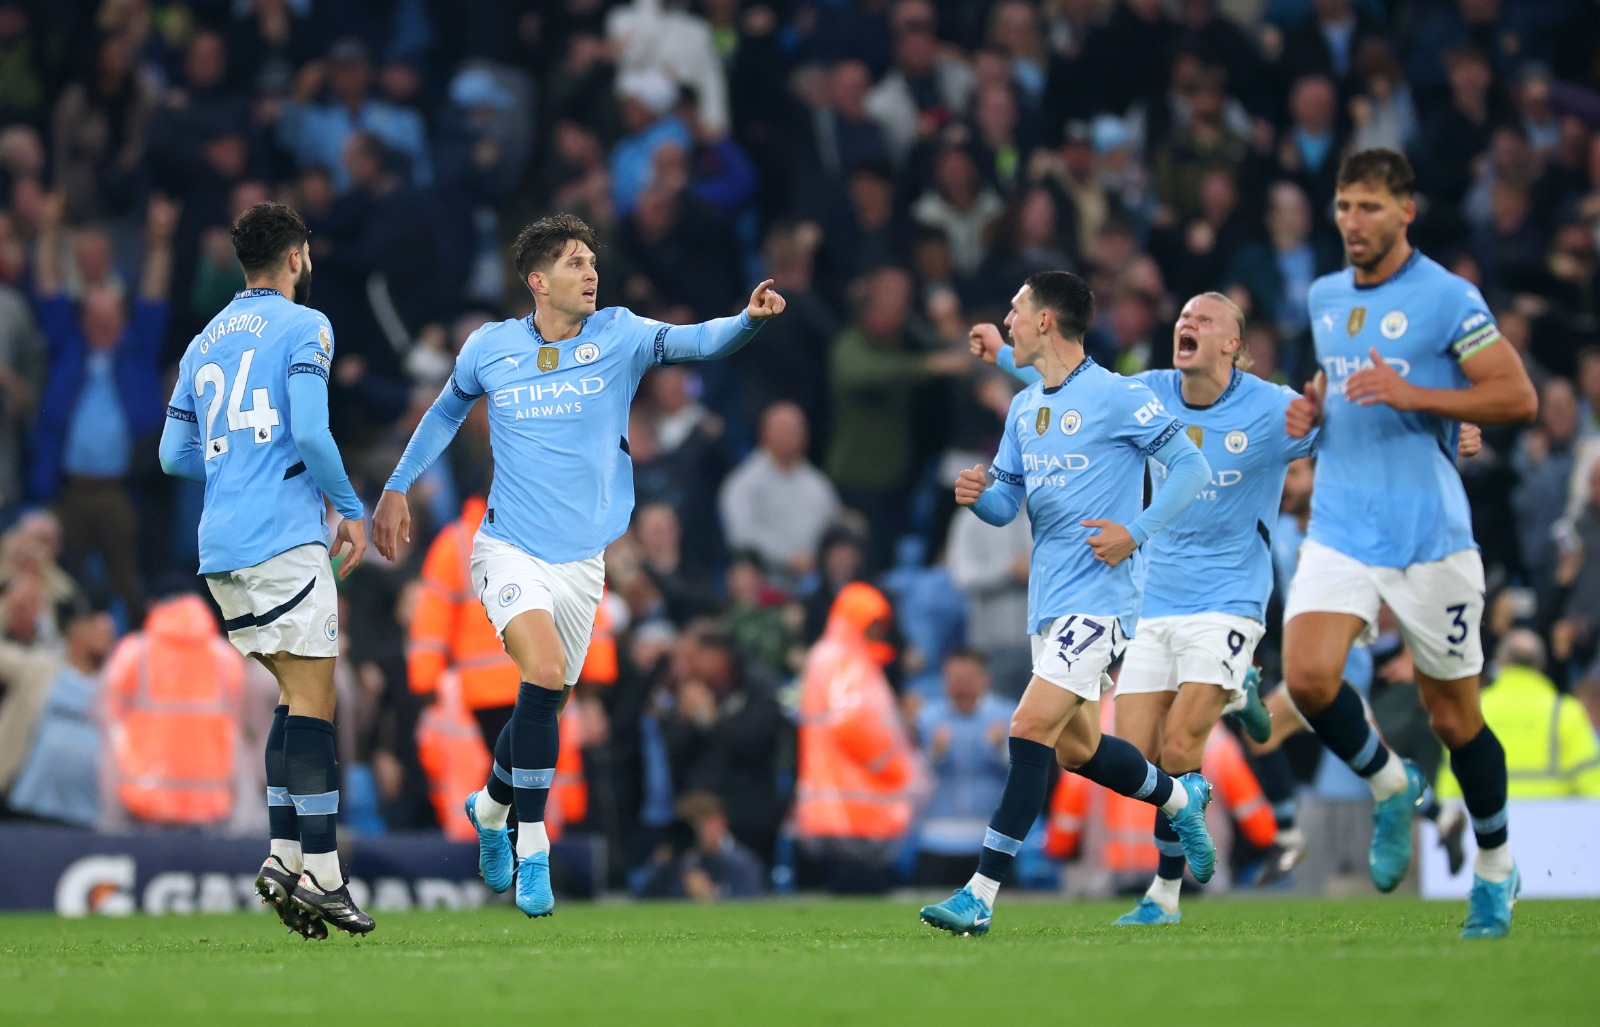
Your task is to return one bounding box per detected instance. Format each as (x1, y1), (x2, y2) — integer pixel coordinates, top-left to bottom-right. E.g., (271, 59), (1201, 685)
(1307, 251), (1498, 567)
(420, 306), (760, 564)
(1139, 368), (1316, 620)
(991, 357), (1184, 633)
(168, 289), (337, 574)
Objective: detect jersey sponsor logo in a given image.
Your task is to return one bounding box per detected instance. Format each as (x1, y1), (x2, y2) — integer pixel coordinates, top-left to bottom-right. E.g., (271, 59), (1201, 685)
(502, 355), (521, 370)
(1318, 313), (1335, 333)
(575, 342), (600, 364)
(1035, 407), (1051, 436)
(1152, 461), (1241, 488)
(1225, 430), (1248, 454)
(499, 584), (521, 607)
(323, 615), (338, 642)
(1060, 409), (1082, 435)
(1132, 398), (1167, 426)
(1347, 307), (1366, 335)
(1460, 312), (1488, 334)
(1186, 425), (1204, 447)
(1022, 452), (1090, 473)
(1381, 311), (1408, 339)
(536, 346), (560, 372)
(1321, 354), (1411, 388)
(490, 376), (606, 410)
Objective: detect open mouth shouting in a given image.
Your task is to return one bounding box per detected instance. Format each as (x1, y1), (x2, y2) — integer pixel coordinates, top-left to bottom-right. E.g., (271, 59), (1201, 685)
(1176, 331), (1200, 360)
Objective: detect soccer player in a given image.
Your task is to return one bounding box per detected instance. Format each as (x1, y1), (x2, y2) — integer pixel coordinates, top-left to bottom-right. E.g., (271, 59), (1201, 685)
(160, 202), (373, 938)
(918, 271), (1216, 937)
(1283, 149), (1537, 939)
(975, 292), (1316, 924)
(371, 214), (784, 918)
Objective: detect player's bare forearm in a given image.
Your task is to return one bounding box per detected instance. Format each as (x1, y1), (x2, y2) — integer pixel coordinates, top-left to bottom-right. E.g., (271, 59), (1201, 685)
(1402, 376), (1538, 426)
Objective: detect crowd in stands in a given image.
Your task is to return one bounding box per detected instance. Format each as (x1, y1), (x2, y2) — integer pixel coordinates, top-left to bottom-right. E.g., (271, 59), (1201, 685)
(2, 0), (1599, 897)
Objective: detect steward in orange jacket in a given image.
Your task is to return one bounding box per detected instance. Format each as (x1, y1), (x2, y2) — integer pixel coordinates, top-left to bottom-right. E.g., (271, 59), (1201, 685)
(103, 594), (244, 826)
(409, 497), (587, 839)
(795, 583), (921, 848)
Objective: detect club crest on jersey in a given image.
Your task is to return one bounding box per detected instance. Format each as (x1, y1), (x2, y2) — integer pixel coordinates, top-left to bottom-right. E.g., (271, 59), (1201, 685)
(537, 346), (560, 372)
(1035, 407), (1052, 436)
(1346, 307), (1366, 335)
(318, 326), (332, 355)
(323, 615), (338, 642)
(1381, 311), (1408, 339)
(1186, 425), (1204, 447)
(1225, 429), (1248, 454)
(499, 584), (522, 607)
(575, 342), (600, 364)
(1060, 409), (1082, 435)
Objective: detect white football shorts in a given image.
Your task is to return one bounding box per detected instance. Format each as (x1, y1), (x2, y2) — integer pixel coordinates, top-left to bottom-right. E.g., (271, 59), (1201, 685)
(206, 542), (339, 659)
(1030, 614), (1128, 701)
(1283, 540), (1485, 680)
(1117, 613), (1265, 704)
(470, 533), (604, 686)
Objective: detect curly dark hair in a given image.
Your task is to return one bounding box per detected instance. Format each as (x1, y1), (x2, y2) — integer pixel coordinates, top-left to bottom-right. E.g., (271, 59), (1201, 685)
(1337, 148), (1416, 200)
(231, 202), (310, 275)
(512, 213), (600, 280)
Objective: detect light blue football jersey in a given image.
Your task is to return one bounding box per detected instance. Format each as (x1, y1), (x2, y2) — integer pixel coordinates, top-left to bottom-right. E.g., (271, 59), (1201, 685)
(394, 306), (761, 564)
(1138, 369), (1318, 620)
(990, 357), (1186, 634)
(167, 289), (344, 574)
(1306, 251), (1499, 567)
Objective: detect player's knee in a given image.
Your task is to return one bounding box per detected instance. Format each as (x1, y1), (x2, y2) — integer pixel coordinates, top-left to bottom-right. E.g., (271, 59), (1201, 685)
(1424, 699), (1481, 749)
(1159, 733), (1203, 775)
(525, 657), (566, 690)
(1008, 709), (1052, 744)
(1283, 658), (1340, 712)
(1055, 735), (1096, 770)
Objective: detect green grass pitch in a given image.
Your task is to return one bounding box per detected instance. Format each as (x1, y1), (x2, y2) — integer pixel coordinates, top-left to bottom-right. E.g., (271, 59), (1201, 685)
(2, 897), (1597, 1025)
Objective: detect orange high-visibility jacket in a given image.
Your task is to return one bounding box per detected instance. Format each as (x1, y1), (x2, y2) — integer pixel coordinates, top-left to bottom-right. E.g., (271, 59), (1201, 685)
(1044, 720), (1274, 863)
(103, 595), (243, 826)
(795, 583), (919, 842)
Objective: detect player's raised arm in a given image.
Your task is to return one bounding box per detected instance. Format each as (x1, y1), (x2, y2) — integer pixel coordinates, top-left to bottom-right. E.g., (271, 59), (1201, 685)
(973, 326), (1044, 388)
(651, 280), (786, 364)
(374, 361), (484, 560)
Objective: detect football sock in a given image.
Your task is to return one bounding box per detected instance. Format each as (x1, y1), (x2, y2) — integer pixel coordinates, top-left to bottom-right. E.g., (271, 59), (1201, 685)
(477, 721), (513, 829)
(511, 682), (562, 852)
(974, 737), (1054, 890)
(1249, 747), (1298, 832)
(1450, 725), (1510, 875)
(966, 873), (1000, 907)
(1074, 734), (1180, 811)
(265, 704), (301, 871)
(1303, 682), (1407, 799)
(285, 715), (341, 888)
(1154, 811), (1187, 882)
(1146, 875), (1181, 913)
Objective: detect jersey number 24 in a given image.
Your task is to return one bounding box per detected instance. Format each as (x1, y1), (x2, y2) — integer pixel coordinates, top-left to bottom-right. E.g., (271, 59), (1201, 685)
(194, 348), (282, 460)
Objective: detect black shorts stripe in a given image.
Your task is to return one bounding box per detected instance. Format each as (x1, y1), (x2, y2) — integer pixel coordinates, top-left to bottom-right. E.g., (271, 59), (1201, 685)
(221, 577), (317, 633)
(283, 461), (307, 480)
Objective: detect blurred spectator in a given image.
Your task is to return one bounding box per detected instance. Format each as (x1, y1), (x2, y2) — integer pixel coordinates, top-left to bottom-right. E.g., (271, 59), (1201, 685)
(1439, 629), (1600, 799)
(1274, 75), (1344, 208)
(1277, 0), (1383, 92)
(1347, 39), (1419, 154)
(911, 146), (1004, 277)
(31, 193), (176, 624)
(1083, 0), (1173, 117)
(798, 59), (893, 197)
(0, 511), (78, 636)
(912, 649), (1011, 886)
(795, 583), (920, 893)
(101, 593), (244, 829)
(1152, 66), (1248, 225)
(1416, 46), (1504, 215)
(3, 598), (114, 826)
(225, 0), (317, 101)
(721, 552), (798, 677)
(276, 38), (431, 193)
(0, 276), (41, 507)
(618, 183), (740, 322)
(987, 1), (1048, 104)
(0, 571), (45, 647)
(610, 67), (692, 218)
(659, 624), (788, 864)
(819, 161), (912, 299)
(946, 502), (1031, 694)
(1472, 179), (1548, 297)
(1148, 167), (1246, 302)
(718, 401), (839, 582)
(634, 503), (719, 625)
(865, 9), (975, 165)
(1557, 462), (1600, 671)
(606, 0), (730, 136)
(633, 790), (765, 900)
(824, 267), (966, 568)
(640, 366), (729, 565)
(800, 522), (871, 644)
(1226, 180), (1340, 340)
(51, 31), (153, 222)
(1513, 377), (1581, 595)
(0, 2), (48, 129)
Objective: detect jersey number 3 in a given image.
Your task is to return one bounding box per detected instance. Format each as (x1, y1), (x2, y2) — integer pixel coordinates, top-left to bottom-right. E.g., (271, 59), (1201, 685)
(195, 348), (282, 460)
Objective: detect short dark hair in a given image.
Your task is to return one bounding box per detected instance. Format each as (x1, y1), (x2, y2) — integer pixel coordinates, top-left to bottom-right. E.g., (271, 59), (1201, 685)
(231, 202), (309, 275)
(1337, 148), (1415, 200)
(513, 213), (599, 279)
(944, 648), (988, 668)
(1023, 270), (1095, 340)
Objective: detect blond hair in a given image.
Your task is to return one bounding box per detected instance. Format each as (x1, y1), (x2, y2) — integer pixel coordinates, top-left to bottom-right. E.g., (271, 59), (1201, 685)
(1195, 291), (1252, 371)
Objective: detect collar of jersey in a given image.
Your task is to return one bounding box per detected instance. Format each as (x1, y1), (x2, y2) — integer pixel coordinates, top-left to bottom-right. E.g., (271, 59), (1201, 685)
(523, 313), (591, 345)
(1181, 367), (1242, 410)
(1040, 354), (1095, 394)
(1351, 248), (1420, 291)
(234, 288), (282, 300)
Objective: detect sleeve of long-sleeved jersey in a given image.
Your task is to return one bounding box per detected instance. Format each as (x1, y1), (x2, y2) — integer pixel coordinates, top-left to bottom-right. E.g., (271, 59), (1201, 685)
(160, 367), (204, 481)
(627, 307), (765, 374)
(997, 343), (1044, 386)
(1126, 431), (1211, 548)
(971, 409), (1026, 526)
(286, 371), (363, 521)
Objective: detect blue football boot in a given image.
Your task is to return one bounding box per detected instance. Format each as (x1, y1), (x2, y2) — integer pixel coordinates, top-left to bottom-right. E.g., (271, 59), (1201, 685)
(1169, 773), (1217, 884)
(1113, 897), (1181, 926)
(1369, 761), (1426, 893)
(1461, 864), (1520, 939)
(464, 791), (514, 893)
(919, 887), (992, 936)
(516, 851), (554, 918)
(1230, 667), (1274, 744)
